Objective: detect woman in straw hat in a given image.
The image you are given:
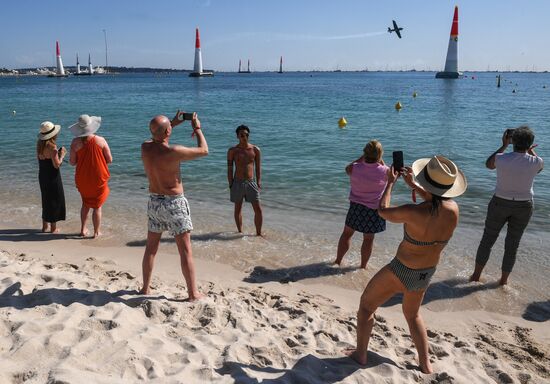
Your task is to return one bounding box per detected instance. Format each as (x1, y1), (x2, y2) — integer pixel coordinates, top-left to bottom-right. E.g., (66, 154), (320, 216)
(346, 155), (466, 374)
(69, 114), (113, 238)
(37, 121), (67, 233)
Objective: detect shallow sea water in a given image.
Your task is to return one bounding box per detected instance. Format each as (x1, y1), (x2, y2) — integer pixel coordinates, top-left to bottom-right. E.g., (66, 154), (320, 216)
(0, 72), (548, 319)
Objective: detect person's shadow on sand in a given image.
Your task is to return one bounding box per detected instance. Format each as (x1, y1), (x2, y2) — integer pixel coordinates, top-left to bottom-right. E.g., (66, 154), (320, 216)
(244, 263), (356, 284)
(522, 300), (550, 322)
(381, 278), (500, 308)
(0, 283), (181, 309)
(215, 352), (398, 383)
(126, 231), (246, 247)
(0, 228), (83, 242)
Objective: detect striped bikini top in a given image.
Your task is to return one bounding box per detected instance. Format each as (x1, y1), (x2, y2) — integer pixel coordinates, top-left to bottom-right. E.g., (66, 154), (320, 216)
(403, 226), (449, 246)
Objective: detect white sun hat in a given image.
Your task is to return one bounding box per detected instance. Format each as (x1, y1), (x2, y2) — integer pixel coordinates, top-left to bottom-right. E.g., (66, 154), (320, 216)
(69, 114), (102, 137)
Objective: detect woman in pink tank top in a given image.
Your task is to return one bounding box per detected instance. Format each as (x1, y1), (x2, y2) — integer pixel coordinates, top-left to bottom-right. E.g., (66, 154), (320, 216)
(333, 140), (388, 269)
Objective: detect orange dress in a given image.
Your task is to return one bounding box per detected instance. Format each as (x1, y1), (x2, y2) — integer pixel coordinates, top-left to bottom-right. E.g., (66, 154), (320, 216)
(75, 136), (110, 208)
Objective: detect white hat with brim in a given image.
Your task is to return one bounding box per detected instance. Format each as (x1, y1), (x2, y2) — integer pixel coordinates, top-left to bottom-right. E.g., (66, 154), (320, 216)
(69, 114), (101, 137)
(38, 121), (61, 140)
(412, 155), (467, 198)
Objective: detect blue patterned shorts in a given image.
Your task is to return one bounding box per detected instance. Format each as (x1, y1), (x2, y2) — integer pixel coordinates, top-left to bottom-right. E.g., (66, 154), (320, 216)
(147, 194), (193, 236)
(345, 201), (386, 234)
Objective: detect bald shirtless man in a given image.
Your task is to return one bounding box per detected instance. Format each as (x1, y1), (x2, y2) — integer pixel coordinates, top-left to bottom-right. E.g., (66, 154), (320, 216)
(140, 112), (208, 301)
(227, 125), (263, 236)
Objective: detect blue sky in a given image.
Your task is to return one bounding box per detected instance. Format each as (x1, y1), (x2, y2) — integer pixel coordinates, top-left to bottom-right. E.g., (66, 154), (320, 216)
(1, 0), (549, 71)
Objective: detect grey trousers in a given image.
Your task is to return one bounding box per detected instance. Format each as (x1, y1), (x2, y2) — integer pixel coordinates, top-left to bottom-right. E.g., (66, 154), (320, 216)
(475, 196), (533, 272)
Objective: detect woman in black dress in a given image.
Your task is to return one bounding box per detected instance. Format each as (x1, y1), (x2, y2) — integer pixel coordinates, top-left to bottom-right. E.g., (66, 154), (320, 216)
(37, 121), (67, 232)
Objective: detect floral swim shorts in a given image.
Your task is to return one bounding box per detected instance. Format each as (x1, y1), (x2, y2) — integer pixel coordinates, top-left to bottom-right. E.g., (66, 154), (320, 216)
(147, 194), (193, 236)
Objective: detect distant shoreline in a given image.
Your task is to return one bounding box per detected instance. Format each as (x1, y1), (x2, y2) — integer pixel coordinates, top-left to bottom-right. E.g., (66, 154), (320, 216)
(1, 67), (549, 76)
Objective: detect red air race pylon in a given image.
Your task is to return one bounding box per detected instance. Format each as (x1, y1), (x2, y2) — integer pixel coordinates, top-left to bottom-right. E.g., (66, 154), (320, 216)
(435, 6), (462, 79)
(189, 28), (213, 77)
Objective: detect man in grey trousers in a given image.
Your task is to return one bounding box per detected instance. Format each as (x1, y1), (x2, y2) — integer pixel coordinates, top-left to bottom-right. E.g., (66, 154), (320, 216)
(470, 126), (543, 285)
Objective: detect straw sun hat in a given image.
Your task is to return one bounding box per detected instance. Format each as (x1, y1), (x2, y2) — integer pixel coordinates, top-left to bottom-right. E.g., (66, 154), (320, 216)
(37, 121), (61, 140)
(411, 155), (467, 198)
(69, 114), (102, 137)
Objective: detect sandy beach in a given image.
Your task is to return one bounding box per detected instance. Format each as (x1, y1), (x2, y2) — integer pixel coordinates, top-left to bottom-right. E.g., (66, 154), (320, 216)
(1, 225), (548, 384)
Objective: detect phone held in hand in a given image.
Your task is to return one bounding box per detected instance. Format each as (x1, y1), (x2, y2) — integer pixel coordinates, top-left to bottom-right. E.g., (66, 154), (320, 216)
(392, 151), (404, 171)
(177, 111), (195, 121)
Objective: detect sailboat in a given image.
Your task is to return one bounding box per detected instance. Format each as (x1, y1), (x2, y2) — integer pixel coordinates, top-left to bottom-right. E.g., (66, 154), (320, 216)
(435, 6), (462, 79)
(47, 41), (69, 77)
(189, 28), (213, 77)
(278, 56), (283, 73)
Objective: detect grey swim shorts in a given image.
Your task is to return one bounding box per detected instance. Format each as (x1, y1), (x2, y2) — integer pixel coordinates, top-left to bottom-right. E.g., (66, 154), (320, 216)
(230, 179), (260, 203)
(147, 194), (193, 236)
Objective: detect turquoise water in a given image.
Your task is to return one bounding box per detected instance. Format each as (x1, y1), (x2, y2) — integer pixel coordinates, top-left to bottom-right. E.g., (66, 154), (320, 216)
(1, 72), (549, 228)
(1, 72), (549, 316)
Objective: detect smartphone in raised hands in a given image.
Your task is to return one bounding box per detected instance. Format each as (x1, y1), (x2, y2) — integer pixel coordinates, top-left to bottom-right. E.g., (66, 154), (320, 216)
(392, 151), (404, 171)
(177, 111), (195, 121)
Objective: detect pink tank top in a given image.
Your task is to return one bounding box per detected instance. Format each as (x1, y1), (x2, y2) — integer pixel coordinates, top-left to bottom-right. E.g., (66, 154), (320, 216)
(349, 162), (389, 209)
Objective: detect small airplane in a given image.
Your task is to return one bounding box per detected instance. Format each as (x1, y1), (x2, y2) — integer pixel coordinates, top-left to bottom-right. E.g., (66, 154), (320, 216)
(388, 20), (403, 39)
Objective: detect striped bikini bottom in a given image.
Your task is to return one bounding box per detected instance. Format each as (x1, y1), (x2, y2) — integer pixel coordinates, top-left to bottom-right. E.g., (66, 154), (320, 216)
(389, 257), (436, 292)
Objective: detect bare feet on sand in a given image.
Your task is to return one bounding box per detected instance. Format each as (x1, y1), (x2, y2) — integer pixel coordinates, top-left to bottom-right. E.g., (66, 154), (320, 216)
(79, 229), (89, 237)
(139, 287), (150, 295)
(419, 360), (434, 374)
(93, 231), (102, 239)
(188, 292), (205, 302)
(139, 288), (205, 302)
(344, 348), (367, 366)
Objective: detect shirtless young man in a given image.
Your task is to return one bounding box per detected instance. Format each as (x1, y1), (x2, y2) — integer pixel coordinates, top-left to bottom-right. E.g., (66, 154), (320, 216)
(227, 125), (263, 236)
(140, 112), (208, 301)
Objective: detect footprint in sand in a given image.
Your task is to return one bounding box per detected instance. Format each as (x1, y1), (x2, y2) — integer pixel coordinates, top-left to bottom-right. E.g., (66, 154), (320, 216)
(79, 318), (119, 331)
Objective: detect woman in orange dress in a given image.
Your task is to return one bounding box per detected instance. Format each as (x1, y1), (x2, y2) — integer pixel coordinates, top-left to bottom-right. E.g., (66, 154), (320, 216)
(69, 115), (113, 238)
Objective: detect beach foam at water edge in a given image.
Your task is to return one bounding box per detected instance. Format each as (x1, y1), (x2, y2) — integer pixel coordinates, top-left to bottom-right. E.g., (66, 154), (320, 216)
(0, 244), (549, 383)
